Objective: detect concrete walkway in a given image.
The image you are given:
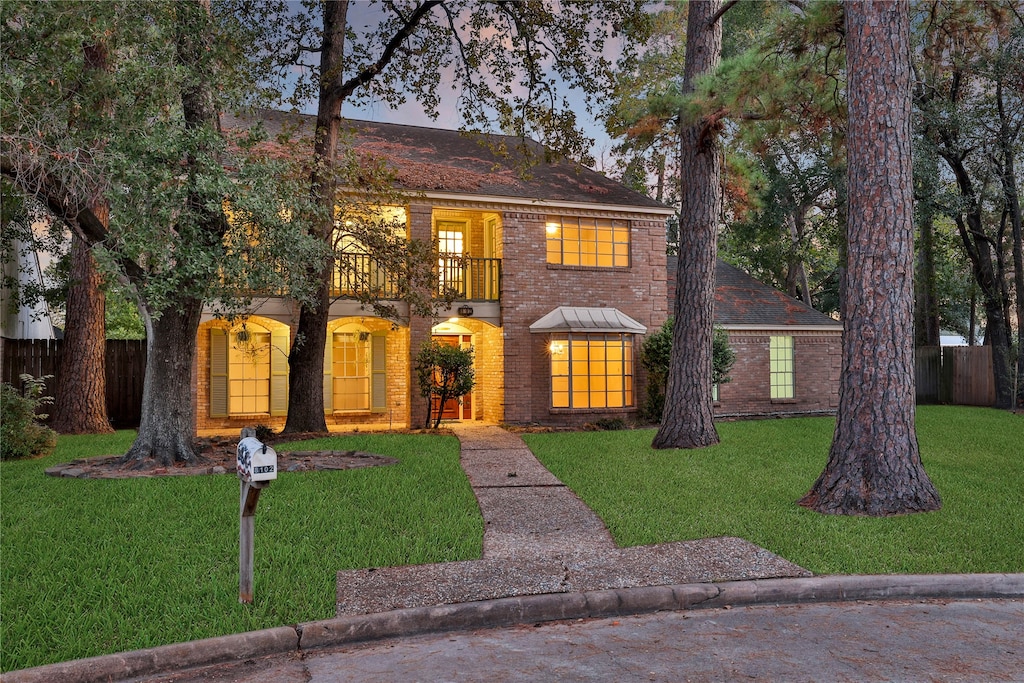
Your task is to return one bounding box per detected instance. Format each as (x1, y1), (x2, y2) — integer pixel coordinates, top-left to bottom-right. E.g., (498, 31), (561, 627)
(333, 424), (810, 615)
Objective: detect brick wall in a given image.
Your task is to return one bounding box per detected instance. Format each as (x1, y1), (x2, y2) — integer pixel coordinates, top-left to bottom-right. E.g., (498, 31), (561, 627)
(194, 200), (669, 431)
(716, 329), (841, 417)
(500, 211), (668, 425)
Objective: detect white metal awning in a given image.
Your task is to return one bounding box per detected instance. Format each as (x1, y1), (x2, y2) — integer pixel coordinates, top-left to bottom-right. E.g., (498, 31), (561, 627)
(529, 306), (647, 334)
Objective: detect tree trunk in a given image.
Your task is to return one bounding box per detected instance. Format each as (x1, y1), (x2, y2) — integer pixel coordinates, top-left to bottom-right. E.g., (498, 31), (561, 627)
(50, 233), (113, 434)
(996, 81), (1024, 408)
(799, 1), (940, 516)
(121, 1), (228, 465)
(785, 209), (812, 306)
(50, 37), (113, 434)
(283, 1), (350, 435)
(120, 299), (203, 466)
(652, 0), (722, 450)
(914, 212), (941, 348)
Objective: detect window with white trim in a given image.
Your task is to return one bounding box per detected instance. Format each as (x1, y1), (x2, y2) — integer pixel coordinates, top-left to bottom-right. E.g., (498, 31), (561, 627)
(770, 335), (794, 399)
(545, 216), (629, 268)
(332, 331), (370, 412)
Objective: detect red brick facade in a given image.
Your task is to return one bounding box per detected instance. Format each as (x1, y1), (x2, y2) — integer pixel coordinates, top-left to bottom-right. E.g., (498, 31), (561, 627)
(715, 329), (841, 418)
(193, 200), (671, 433)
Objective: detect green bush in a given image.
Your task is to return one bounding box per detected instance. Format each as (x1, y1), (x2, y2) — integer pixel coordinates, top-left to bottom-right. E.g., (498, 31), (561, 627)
(640, 319), (736, 422)
(1, 375), (57, 460)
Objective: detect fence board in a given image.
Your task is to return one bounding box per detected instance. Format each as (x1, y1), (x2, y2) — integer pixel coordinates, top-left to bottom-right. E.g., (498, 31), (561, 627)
(942, 346), (995, 406)
(2, 337), (147, 428)
(916, 345), (995, 407)
(915, 346), (941, 404)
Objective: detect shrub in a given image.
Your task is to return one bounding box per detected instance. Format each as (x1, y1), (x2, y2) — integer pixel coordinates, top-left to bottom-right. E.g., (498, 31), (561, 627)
(254, 424), (276, 442)
(592, 417), (627, 431)
(1, 375), (57, 460)
(640, 319), (736, 422)
(414, 340), (475, 429)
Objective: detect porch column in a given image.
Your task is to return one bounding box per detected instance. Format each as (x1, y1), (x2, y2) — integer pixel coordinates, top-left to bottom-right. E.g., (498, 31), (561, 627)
(408, 202), (434, 429)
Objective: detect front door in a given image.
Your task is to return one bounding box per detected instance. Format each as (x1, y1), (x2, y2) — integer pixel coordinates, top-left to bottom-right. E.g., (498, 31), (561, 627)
(432, 334), (473, 420)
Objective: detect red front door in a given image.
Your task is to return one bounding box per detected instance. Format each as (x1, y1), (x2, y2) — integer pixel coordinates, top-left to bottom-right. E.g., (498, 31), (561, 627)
(432, 334), (473, 420)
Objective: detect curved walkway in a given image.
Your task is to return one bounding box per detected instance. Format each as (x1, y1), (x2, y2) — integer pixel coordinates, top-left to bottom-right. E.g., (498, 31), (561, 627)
(332, 424), (810, 615)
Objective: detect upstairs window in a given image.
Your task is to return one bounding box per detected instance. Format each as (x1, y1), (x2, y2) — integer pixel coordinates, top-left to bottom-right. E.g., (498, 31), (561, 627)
(546, 216), (629, 268)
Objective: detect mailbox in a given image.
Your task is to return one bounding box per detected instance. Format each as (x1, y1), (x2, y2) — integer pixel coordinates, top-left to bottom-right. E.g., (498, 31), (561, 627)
(237, 436), (278, 482)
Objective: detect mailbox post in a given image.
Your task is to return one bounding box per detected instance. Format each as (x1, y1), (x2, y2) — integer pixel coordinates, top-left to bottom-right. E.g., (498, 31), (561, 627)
(237, 428), (277, 604)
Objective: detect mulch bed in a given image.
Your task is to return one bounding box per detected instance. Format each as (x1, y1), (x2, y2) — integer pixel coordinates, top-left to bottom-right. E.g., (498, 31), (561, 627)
(44, 434), (398, 479)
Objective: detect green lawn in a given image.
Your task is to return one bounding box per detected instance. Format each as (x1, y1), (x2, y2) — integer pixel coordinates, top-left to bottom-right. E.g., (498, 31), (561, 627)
(524, 405), (1023, 577)
(0, 432), (482, 672)
(2, 407), (1021, 672)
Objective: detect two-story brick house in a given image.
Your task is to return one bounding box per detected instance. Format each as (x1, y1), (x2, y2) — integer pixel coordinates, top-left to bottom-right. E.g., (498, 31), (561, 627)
(195, 111), (674, 432)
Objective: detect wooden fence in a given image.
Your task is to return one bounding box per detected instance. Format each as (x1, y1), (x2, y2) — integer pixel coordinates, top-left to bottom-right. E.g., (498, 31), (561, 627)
(1, 337), (147, 428)
(915, 345), (995, 406)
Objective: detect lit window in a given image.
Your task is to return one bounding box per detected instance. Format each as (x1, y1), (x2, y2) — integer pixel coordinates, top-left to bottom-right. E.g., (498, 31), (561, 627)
(546, 216), (629, 268)
(770, 336), (794, 399)
(550, 334), (634, 409)
(436, 220), (466, 296)
(332, 331), (370, 412)
(229, 325), (271, 415)
(333, 206), (407, 298)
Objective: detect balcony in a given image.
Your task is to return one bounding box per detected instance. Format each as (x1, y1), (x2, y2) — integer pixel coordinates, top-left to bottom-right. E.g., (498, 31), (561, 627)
(333, 250), (500, 302)
(332, 250), (400, 299)
(437, 255), (501, 302)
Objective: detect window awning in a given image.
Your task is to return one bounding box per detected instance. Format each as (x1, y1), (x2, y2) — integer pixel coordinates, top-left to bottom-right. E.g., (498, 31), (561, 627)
(529, 306), (647, 334)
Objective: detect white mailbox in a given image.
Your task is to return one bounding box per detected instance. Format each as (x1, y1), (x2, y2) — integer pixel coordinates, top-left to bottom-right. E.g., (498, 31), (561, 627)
(237, 436), (278, 483)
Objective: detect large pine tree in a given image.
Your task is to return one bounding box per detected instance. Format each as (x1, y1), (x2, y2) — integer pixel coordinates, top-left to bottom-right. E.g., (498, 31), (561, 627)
(799, 1), (941, 516)
(652, 0), (723, 450)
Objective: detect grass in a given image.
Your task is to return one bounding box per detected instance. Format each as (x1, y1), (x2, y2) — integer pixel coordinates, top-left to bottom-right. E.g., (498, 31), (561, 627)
(523, 405), (1024, 576)
(2, 406), (1021, 671)
(0, 432), (482, 672)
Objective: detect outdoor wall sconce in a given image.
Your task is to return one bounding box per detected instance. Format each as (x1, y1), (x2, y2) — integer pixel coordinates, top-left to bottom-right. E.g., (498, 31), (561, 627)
(457, 305), (474, 317)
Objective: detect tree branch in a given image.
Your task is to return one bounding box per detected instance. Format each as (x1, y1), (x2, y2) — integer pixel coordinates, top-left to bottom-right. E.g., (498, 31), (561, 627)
(333, 0), (443, 103)
(708, 0), (739, 28)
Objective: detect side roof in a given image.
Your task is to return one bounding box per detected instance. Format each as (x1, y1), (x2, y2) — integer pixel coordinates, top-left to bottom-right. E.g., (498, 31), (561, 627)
(667, 256), (841, 328)
(224, 109), (670, 211)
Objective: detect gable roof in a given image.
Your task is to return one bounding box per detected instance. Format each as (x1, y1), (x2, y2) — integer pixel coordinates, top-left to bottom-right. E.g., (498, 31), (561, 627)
(226, 109), (670, 211)
(667, 256), (841, 329)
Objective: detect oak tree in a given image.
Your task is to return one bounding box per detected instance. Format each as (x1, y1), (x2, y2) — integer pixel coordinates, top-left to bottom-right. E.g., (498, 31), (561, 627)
(2, 1), (321, 465)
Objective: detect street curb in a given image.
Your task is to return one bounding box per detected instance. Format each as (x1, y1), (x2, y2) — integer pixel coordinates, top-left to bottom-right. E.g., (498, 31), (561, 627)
(4, 573), (1022, 683)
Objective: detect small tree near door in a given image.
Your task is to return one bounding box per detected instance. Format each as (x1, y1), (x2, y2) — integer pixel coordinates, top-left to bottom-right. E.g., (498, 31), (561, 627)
(415, 340), (475, 429)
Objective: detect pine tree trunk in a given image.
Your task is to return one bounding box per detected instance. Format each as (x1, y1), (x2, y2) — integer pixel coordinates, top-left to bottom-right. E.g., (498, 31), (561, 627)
(50, 234), (113, 434)
(997, 82), (1024, 408)
(283, 1), (349, 435)
(652, 0), (722, 450)
(799, 1), (940, 516)
(120, 299), (203, 466)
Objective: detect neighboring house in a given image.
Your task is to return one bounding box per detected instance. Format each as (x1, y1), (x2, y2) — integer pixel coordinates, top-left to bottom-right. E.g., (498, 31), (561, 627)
(667, 257), (842, 418)
(195, 110), (673, 432)
(1, 230), (59, 340)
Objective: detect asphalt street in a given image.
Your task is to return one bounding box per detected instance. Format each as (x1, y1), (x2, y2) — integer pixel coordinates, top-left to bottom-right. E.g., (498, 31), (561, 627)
(148, 598), (1024, 683)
